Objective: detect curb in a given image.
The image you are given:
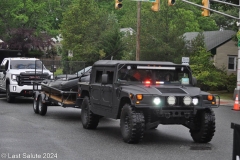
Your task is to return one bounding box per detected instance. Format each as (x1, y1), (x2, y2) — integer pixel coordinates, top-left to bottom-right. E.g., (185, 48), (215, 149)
(220, 99), (234, 106)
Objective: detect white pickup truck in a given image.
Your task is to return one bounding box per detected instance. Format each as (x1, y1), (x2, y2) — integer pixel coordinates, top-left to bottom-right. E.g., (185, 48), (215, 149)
(0, 57), (53, 103)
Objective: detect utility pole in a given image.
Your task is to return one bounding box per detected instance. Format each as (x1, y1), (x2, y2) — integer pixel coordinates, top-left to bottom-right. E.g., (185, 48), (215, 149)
(136, 2), (141, 61)
(237, 3), (240, 99)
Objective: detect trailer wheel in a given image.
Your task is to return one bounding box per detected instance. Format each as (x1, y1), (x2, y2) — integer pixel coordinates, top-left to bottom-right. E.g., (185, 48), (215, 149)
(38, 95), (47, 116)
(6, 84), (15, 103)
(81, 96), (99, 129)
(33, 96), (39, 114)
(120, 104), (145, 144)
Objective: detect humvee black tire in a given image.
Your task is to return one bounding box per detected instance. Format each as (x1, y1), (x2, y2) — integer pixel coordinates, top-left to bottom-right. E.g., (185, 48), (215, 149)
(33, 95), (39, 114)
(6, 84), (15, 103)
(120, 104), (145, 143)
(81, 96), (99, 129)
(190, 110), (215, 143)
(38, 95), (47, 116)
(150, 125), (158, 129)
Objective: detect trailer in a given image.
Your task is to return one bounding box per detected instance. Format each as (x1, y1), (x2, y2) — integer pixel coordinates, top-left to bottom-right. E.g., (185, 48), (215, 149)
(16, 60), (90, 115)
(32, 81), (86, 115)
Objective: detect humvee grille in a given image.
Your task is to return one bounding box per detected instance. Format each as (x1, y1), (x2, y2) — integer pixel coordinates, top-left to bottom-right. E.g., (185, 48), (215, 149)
(156, 88), (186, 94)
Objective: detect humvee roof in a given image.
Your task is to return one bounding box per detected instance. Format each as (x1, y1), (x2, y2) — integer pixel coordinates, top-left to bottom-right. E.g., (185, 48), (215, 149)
(93, 60), (183, 67)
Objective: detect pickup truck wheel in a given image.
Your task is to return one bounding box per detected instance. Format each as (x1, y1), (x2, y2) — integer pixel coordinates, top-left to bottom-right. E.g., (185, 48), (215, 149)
(38, 95), (47, 116)
(190, 110), (215, 143)
(120, 104), (145, 143)
(6, 84), (15, 103)
(33, 95), (39, 114)
(81, 96), (99, 129)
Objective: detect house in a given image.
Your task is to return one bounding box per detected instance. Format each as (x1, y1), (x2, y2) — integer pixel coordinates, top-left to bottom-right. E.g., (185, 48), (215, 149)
(120, 28), (135, 36)
(183, 30), (236, 75)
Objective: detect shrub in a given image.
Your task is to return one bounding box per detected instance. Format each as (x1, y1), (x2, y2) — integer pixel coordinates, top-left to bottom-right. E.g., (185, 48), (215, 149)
(226, 74), (237, 92)
(28, 50), (44, 58)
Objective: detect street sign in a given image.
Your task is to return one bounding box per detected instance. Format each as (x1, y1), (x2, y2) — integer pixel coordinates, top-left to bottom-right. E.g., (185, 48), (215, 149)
(182, 57), (189, 65)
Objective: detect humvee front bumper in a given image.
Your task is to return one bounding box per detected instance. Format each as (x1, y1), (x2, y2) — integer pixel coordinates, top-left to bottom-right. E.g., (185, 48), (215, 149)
(132, 94), (220, 118)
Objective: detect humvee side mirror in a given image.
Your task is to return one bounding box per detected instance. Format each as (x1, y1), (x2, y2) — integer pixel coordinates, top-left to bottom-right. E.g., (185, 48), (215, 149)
(102, 74), (108, 85)
(192, 77), (197, 86)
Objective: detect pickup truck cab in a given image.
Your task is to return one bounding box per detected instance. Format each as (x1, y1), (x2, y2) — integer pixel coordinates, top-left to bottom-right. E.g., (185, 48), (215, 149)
(0, 57), (53, 102)
(78, 60), (220, 144)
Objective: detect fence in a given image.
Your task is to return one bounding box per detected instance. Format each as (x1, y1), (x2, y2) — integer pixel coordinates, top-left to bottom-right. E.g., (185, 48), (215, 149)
(41, 60), (87, 76)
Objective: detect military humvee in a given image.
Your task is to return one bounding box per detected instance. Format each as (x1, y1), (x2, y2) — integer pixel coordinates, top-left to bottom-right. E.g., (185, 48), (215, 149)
(78, 60), (219, 143)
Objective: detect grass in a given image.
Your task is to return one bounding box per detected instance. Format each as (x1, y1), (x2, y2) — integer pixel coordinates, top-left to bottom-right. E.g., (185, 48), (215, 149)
(54, 68), (63, 76)
(208, 90), (233, 100)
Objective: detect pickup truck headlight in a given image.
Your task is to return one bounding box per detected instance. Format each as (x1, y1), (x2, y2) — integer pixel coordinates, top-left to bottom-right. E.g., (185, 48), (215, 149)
(11, 74), (17, 81)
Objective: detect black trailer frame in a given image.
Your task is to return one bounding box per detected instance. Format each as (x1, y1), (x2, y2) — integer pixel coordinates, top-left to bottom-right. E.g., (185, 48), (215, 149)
(32, 82), (83, 116)
(30, 60), (88, 115)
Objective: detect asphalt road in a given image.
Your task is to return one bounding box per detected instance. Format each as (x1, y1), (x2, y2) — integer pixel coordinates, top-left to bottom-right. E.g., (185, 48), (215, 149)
(0, 95), (239, 160)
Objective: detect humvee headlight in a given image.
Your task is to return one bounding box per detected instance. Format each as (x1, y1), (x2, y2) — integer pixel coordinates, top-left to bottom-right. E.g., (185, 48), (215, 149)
(183, 96), (192, 106)
(153, 97), (161, 105)
(136, 94), (143, 101)
(192, 98), (199, 105)
(167, 96), (176, 106)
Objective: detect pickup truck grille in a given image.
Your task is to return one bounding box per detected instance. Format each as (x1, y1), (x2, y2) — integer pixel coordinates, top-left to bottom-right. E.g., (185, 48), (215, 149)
(17, 72), (50, 86)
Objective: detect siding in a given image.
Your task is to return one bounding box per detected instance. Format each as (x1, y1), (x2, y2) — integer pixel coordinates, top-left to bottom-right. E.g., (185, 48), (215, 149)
(215, 40), (237, 75)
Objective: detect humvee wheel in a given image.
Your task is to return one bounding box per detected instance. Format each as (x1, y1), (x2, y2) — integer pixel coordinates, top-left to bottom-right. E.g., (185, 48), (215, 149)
(150, 125), (158, 129)
(38, 95), (47, 116)
(120, 104), (145, 144)
(33, 95), (39, 114)
(81, 96), (99, 129)
(190, 110), (215, 143)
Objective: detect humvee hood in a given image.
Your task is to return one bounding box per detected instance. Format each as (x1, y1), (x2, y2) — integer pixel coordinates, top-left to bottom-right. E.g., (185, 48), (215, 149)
(121, 84), (202, 96)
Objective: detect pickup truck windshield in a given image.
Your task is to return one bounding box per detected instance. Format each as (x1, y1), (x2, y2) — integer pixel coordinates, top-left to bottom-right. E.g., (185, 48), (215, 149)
(10, 60), (46, 69)
(117, 64), (191, 85)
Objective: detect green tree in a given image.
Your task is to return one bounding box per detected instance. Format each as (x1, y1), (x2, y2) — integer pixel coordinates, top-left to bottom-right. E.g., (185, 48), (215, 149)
(211, 7), (238, 31)
(188, 34), (227, 90)
(98, 12), (125, 60)
(60, 0), (105, 64)
(0, 0), (68, 55)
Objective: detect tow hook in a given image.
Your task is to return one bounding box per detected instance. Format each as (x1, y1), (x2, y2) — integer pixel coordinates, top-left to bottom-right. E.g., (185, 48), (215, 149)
(184, 113), (190, 118)
(165, 113), (170, 119)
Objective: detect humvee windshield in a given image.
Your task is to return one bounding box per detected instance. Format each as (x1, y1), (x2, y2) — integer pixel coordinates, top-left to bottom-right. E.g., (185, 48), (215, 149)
(117, 64), (191, 85)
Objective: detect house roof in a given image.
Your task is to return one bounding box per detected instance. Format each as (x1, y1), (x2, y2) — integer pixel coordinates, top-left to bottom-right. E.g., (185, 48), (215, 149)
(183, 30), (236, 51)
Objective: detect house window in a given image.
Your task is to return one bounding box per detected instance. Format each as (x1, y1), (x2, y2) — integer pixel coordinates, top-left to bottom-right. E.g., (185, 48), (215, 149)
(228, 56), (237, 71)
